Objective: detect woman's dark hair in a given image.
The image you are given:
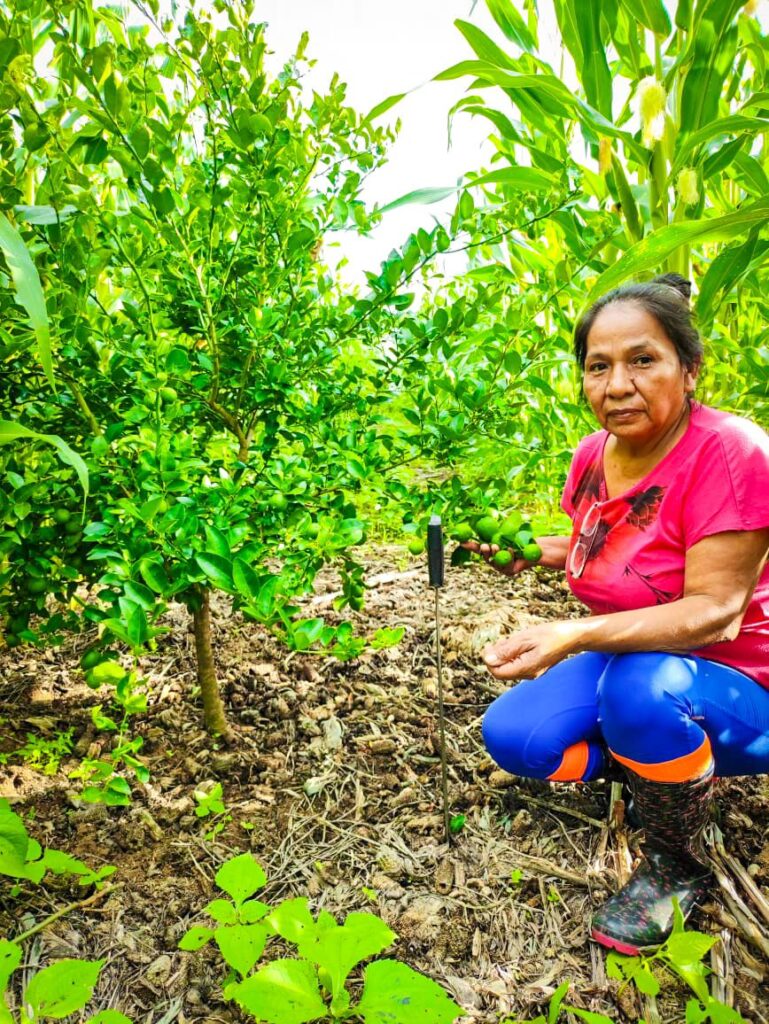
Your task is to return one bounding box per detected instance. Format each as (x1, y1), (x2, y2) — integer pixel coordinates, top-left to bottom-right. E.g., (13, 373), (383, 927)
(574, 273), (703, 372)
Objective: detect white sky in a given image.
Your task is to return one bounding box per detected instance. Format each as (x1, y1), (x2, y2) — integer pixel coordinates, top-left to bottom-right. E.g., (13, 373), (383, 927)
(254, 1), (562, 286)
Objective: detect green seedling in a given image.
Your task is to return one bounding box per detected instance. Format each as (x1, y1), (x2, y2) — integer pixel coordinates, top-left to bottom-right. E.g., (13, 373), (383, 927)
(179, 852), (463, 1023)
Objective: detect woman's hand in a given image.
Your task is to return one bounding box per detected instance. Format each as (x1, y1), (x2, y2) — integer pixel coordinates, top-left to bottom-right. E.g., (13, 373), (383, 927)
(481, 620), (580, 681)
(460, 535), (569, 576)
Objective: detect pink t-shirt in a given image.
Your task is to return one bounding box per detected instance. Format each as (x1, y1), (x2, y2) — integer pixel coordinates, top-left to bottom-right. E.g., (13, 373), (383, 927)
(561, 403), (769, 688)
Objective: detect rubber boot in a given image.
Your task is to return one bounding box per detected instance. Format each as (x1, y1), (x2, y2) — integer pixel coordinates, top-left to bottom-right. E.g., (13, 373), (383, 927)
(590, 768), (713, 953)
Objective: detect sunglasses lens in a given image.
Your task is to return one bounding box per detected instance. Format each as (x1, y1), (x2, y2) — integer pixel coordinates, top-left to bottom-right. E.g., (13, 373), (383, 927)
(570, 541), (586, 578)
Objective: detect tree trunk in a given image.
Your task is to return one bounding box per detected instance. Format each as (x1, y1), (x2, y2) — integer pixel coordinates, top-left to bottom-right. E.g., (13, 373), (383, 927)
(192, 587), (230, 738)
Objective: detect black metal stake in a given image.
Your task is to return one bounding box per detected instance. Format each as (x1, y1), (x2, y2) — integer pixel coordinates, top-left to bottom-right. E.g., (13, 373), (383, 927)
(427, 514), (451, 846)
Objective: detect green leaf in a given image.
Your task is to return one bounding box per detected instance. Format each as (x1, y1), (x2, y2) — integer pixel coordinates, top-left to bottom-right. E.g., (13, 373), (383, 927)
(194, 552), (234, 591)
(586, 198), (769, 304)
(0, 423), (89, 502)
(268, 897), (318, 943)
(469, 167), (557, 192)
(666, 931), (718, 965)
(0, 941), (21, 992)
(672, 115), (769, 175)
(300, 913), (395, 1007)
(225, 959), (327, 1024)
(679, 1), (741, 135)
(484, 0), (536, 51)
(0, 799), (31, 877)
(215, 853), (267, 906)
(356, 960), (462, 1024)
(697, 232), (761, 322)
(0, 214), (53, 389)
(139, 557), (172, 595)
(233, 558), (264, 599)
(23, 959), (104, 1018)
(215, 923), (269, 976)
(631, 963), (660, 997)
(619, 0), (671, 36)
(87, 1013), (133, 1024)
(239, 899), (271, 923)
(178, 926), (214, 951)
(455, 19), (516, 70)
(563, 1009), (617, 1024)
(204, 898), (238, 924)
(379, 187), (458, 214)
(366, 92), (407, 121)
(548, 981), (570, 1024)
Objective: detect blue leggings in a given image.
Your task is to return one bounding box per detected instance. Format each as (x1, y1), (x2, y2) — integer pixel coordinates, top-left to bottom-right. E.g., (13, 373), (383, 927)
(482, 652), (769, 782)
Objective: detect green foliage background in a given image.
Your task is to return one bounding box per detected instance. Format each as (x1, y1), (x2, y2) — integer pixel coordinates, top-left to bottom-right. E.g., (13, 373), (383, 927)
(0, 0), (767, 720)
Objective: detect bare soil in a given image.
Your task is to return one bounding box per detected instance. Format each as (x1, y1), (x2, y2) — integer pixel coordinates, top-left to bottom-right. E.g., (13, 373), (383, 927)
(2, 545), (768, 1023)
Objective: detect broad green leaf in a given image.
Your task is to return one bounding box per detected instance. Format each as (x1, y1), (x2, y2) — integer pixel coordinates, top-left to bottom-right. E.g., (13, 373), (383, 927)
(619, 0), (671, 36)
(23, 959), (104, 1018)
(300, 913), (395, 1006)
(268, 897), (318, 943)
(666, 931), (718, 965)
(215, 923), (269, 976)
(0, 213), (53, 389)
(87, 1013), (133, 1024)
(0, 799), (31, 877)
(573, 0), (613, 118)
(0, 941), (21, 991)
(139, 557), (171, 595)
(239, 898), (271, 923)
(178, 926), (214, 951)
(0, 423), (88, 501)
(631, 962), (660, 996)
(194, 552), (234, 591)
(232, 557), (264, 600)
(484, 0), (536, 51)
(215, 853), (266, 906)
(225, 959), (327, 1024)
(586, 198), (769, 304)
(204, 898), (237, 924)
(356, 959), (462, 1024)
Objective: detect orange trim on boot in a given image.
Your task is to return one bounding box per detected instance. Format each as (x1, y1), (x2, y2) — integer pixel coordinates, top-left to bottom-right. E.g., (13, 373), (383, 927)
(610, 736), (713, 783)
(548, 740), (589, 782)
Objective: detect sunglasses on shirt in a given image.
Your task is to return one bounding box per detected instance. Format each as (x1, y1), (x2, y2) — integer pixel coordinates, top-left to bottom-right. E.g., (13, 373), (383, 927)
(570, 501), (602, 579)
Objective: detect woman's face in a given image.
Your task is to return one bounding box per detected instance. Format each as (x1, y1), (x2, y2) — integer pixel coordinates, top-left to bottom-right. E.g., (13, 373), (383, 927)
(583, 302), (697, 447)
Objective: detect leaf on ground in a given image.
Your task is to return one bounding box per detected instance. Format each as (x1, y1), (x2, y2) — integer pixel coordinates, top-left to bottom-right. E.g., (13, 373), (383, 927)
(215, 923), (269, 977)
(356, 959), (463, 1024)
(23, 959), (104, 1018)
(215, 852), (266, 906)
(225, 959), (327, 1024)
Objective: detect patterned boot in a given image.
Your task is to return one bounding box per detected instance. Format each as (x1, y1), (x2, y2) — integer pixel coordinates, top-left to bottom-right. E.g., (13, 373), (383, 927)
(590, 768), (713, 953)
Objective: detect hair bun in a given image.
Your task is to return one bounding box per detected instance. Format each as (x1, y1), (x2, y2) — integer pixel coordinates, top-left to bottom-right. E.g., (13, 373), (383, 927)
(652, 272), (691, 301)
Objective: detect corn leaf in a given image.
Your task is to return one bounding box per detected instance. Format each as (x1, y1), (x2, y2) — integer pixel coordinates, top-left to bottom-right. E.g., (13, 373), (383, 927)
(0, 213), (54, 389)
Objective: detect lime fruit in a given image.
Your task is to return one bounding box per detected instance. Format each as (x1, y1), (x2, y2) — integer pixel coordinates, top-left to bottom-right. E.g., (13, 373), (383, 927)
(491, 550), (513, 569)
(64, 519), (82, 535)
(499, 513), (523, 544)
(159, 386), (177, 403)
(522, 542), (542, 562)
(475, 516), (498, 543)
(268, 493), (288, 511)
(53, 509), (71, 525)
(407, 538), (425, 556)
(80, 649), (104, 670)
(451, 523), (474, 543)
(26, 578), (47, 595)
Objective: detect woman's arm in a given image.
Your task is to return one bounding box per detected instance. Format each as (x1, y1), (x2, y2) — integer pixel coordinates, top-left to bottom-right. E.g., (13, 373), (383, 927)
(483, 528), (769, 681)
